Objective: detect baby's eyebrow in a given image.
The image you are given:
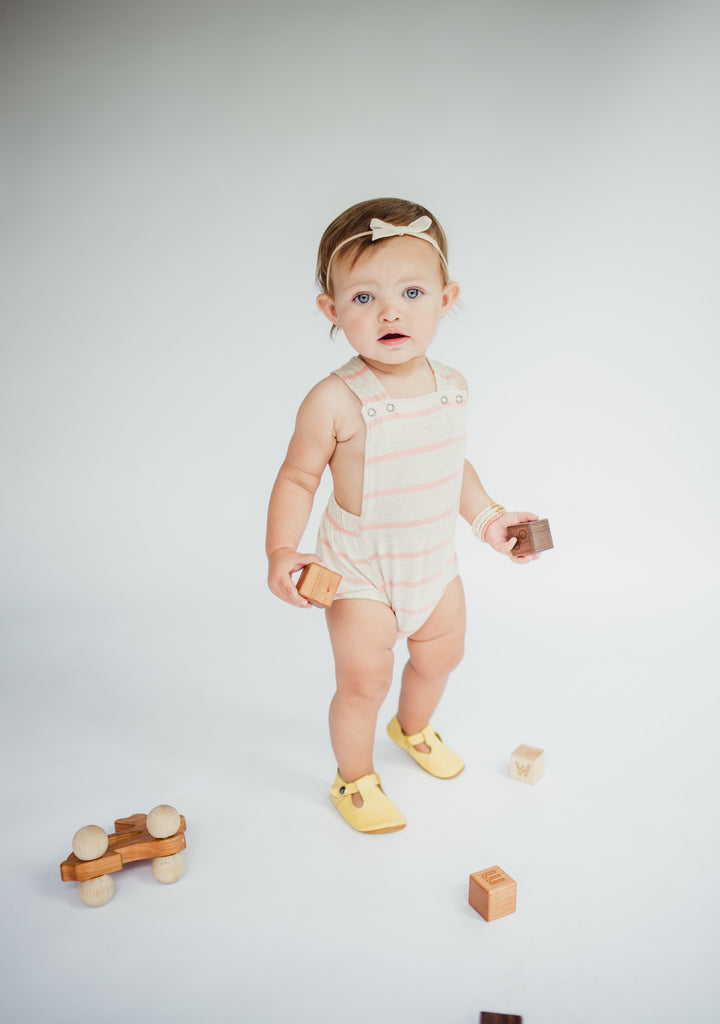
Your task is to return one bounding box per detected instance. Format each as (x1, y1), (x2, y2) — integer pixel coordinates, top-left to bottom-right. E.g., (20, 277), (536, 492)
(344, 274), (434, 291)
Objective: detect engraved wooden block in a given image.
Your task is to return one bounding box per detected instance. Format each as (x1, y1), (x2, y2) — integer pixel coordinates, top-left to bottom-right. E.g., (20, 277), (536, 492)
(468, 865), (517, 921)
(296, 563), (342, 607)
(510, 744), (545, 785)
(480, 1014), (523, 1024)
(506, 518), (553, 556)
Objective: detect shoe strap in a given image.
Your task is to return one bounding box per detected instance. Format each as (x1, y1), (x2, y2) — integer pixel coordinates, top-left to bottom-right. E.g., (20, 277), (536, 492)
(404, 724), (437, 747)
(331, 771), (380, 799)
(355, 773), (381, 795)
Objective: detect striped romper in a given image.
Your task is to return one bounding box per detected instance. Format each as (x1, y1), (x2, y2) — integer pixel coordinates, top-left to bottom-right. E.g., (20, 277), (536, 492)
(317, 356), (468, 638)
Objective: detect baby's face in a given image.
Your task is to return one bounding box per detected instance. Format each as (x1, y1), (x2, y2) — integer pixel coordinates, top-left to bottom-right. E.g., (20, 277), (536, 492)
(318, 236), (459, 369)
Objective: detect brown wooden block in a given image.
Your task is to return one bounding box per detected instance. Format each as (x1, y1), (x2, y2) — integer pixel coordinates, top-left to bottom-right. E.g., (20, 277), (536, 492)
(469, 865), (517, 921)
(510, 744), (545, 785)
(296, 563), (342, 607)
(61, 813), (187, 882)
(506, 518), (553, 556)
(480, 1014), (523, 1024)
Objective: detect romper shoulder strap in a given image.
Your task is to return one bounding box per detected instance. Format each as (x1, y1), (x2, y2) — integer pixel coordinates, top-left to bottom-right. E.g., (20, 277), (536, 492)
(429, 360), (466, 392)
(332, 357), (391, 404)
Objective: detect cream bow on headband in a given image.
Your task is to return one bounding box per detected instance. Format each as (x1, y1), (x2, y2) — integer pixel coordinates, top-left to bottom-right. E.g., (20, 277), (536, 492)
(369, 215), (434, 242)
(325, 215), (448, 286)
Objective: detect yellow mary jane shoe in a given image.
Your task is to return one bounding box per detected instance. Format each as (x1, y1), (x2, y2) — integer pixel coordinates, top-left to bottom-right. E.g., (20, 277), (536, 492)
(329, 771), (406, 834)
(387, 714), (465, 779)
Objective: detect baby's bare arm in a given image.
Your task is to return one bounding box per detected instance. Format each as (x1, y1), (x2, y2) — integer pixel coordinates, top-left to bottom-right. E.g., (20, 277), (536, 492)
(459, 459), (494, 524)
(266, 378), (340, 606)
(454, 367), (540, 563)
(461, 460), (540, 562)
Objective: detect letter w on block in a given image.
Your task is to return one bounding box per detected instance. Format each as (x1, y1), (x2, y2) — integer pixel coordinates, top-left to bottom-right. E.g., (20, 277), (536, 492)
(510, 745), (545, 785)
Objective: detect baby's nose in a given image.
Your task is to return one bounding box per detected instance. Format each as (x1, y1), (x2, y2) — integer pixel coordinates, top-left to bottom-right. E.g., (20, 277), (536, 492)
(379, 304), (401, 321)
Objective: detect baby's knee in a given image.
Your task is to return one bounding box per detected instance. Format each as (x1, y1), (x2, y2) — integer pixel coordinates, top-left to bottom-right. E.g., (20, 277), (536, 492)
(411, 631), (465, 678)
(336, 671), (392, 707)
(437, 639), (465, 676)
(445, 638), (465, 673)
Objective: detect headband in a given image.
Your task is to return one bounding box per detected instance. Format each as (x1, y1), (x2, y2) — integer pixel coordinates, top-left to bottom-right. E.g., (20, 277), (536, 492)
(325, 215), (449, 287)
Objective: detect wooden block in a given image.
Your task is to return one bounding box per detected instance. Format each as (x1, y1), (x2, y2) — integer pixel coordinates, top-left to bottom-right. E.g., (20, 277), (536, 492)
(61, 813), (187, 882)
(469, 866), (517, 921)
(506, 518), (553, 555)
(510, 744), (545, 785)
(480, 1014), (523, 1024)
(296, 563), (342, 607)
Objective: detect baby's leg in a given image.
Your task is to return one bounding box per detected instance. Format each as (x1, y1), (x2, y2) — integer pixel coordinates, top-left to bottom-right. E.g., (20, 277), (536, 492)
(325, 598), (397, 795)
(398, 576), (466, 751)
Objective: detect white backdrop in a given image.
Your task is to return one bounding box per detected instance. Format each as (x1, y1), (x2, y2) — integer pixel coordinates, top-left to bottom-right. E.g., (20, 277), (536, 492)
(1, 2), (718, 1022)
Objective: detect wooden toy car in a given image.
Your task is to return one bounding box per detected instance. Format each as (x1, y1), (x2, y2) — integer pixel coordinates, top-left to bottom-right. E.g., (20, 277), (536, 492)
(60, 806), (187, 907)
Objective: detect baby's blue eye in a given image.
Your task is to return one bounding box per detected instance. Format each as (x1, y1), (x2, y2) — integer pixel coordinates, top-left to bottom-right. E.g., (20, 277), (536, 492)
(353, 293), (372, 305)
(404, 287), (422, 299)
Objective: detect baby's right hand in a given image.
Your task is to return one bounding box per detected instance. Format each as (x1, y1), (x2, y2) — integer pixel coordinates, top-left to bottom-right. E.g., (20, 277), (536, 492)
(267, 548), (323, 607)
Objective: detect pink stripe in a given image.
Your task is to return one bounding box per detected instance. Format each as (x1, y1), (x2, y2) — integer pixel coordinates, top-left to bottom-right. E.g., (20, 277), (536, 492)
(332, 592), (391, 605)
(318, 537), (370, 565)
(366, 402), (465, 427)
(324, 509), (360, 537)
(341, 364), (371, 381)
(367, 535), (455, 562)
(320, 533), (456, 573)
(363, 468), (462, 501)
(359, 503), (458, 531)
(366, 433), (467, 465)
(393, 594), (447, 618)
(393, 598), (444, 610)
(382, 556), (456, 590)
(342, 574), (383, 589)
(339, 364), (390, 401)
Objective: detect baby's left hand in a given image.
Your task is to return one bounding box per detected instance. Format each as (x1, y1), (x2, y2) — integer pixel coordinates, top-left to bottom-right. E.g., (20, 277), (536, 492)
(485, 511), (541, 563)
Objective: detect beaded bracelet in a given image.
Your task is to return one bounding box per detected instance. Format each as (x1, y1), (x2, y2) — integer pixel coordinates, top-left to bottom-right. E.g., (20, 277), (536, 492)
(471, 504), (507, 542)
(480, 508), (506, 541)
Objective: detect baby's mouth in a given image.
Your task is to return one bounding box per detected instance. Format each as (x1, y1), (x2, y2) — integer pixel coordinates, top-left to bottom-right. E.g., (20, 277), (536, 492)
(379, 333), (407, 342)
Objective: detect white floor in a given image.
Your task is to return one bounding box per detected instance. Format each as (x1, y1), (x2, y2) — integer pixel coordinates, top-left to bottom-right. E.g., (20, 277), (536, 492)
(2, 3), (719, 1020)
(2, 577), (718, 1024)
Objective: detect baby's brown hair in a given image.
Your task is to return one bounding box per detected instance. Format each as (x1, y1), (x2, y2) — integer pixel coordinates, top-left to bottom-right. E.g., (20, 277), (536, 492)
(316, 197), (450, 296)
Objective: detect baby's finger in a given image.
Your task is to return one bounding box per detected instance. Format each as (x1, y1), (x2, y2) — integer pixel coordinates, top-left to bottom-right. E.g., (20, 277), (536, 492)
(291, 553), (323, 574)
(507, 510), (539, 525)
(285, 581), (312, 607)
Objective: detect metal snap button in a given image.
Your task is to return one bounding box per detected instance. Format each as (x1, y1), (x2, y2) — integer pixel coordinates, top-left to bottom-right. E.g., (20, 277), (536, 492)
(455, 394), (463, 403)
(386, 403), (395, 412)
(367, 408), (376, 417)
(441, 395), (448, 404)
(339, 786), (346, 795)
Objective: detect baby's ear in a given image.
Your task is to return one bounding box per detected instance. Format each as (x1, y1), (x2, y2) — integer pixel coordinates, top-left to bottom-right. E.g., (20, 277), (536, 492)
(316, 293), (339, 325)
(441, 280), (460, 315)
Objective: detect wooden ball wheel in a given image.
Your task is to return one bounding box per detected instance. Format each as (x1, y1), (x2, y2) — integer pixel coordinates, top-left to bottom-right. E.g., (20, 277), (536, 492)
(146, 804), (181, 839)
(72, 825), (109, 861)
(152, 852), (186, 884)
(78, 874), (115, 908)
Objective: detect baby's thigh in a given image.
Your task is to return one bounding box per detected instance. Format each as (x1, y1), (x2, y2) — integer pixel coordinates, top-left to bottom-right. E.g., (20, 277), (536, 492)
(407, 576), (466, 675)
(325, 598), (397, 694)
